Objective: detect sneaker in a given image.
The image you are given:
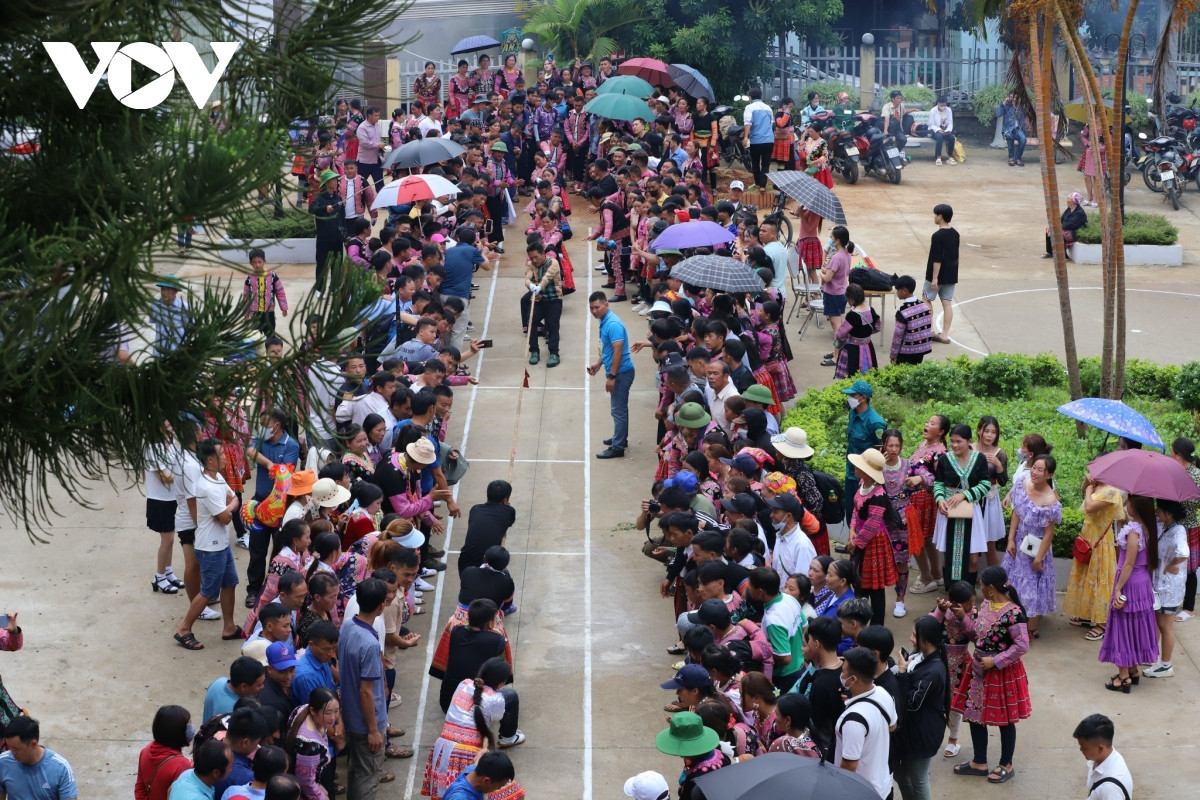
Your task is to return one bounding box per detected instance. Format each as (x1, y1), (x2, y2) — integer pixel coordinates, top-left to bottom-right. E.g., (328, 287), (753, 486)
(466, 323), (475, 331)
(497, 731), (527, 748)
(198, 606), (221, 621)
(893, 601), (907, 618)
(1144, 662), (1174, 678)
(419, 568), (438, 579)
(423, 558), (448, 572)
(908, 580), (937, 595)
(426, 548), (446, 559)
(546, 354), (560, 368)
(639, 307), (653, 316)
(528, 352), (540, 365)
(415, 577), (436, 591)
(236, 535), (249, 549)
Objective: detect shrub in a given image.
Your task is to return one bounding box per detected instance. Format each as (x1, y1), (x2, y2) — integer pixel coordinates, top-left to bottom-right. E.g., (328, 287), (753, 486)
(1174, 362), (1200, 411)
(1074, 211), (1178, 246)
(972, 83), (1020, 127)
(803, 81), (859, 109)
(968, 354), (1033, 399)
(1124, 358), (1178, 400)
(886, 84), (935, 109)
(1078, 357), (1102, 397)
(1099, 87), (1150, 129)
(896, 361), (968, 402)
(226, 207), (316, 241)
(1029, 352), (1066, 387)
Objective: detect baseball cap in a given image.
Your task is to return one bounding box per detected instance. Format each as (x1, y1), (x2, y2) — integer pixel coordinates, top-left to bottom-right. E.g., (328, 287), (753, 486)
(624, 772), (671, 800)
(660, 663), (713, 690)
(723, 492), (757, 516)
(766, 492), (803, 518)
(688, 597), (732, 627)
(841, 379), (874, 398)
(729, 180), (745, 191)
(266, 641), (299, 670)
(720, 453), (759, 476)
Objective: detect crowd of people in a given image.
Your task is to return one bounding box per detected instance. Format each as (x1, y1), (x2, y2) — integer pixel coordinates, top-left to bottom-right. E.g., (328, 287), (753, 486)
(0, 50), (1188, 800)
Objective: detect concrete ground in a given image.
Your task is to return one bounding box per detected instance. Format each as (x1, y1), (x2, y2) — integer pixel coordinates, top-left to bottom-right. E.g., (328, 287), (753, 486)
(5, 143), (1200, 798)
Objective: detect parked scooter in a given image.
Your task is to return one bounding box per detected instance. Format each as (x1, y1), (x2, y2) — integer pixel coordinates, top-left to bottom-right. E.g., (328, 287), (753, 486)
(811, 110), (861, 184)
(1140, 133), (1188, 210)
(851, 113), (904, 184)
(714, 105), (753, 171)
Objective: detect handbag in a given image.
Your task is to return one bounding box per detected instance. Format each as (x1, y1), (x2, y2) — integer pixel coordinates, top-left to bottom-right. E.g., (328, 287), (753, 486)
(1073, 535), (1094, 564)
(439, 441), (470, 485)
(1019, 533), (1043, 558)
(945, 500), (974, 519)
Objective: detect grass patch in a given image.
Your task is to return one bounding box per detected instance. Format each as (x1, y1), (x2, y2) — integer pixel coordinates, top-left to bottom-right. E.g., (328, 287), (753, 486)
(1074, 211), (1178, 246)
(226, 206), (316, 241)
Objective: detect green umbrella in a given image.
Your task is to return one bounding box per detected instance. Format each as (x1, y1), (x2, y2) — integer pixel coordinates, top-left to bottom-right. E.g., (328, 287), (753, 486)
(595, 74), (655, 98)
(583, 92), (652, 121)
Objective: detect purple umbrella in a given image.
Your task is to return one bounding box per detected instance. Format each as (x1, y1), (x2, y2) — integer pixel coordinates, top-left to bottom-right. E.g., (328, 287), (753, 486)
(651, 221), (735, 251)
(1057, 398), (1165, 450)
(1087, 450), (1200, 501)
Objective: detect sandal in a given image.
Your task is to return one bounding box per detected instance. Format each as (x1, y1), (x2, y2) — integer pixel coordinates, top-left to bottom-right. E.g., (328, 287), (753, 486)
(988, 766), (1015, 784)
(385, 745), (413, 759)
(386, 725), (404, 736)
(953, 762), (990, 776)
(664, 701), (687, 713)
(1067, 617), (1089, 627)
(1175, 610), (1194, 622)
(666, 644), (687, 655)
(173, 632), (204, 651)
(943, 742), (960, 758)
(1128, 670), (1140, 685)
(820, 359), (836, 367)
(380, 771), (396, 783)
(1104, 675), (1131, 694)
(1084, 626), (1105, 641)
(221, 631), (244, 641)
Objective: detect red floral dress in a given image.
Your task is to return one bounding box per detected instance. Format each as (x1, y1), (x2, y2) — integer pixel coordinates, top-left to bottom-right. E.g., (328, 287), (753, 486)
(851, 483), (898, 590)
(951, 601), (1032, 726)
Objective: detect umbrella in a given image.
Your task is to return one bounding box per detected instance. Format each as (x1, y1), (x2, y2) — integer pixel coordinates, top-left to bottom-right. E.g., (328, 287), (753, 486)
(671, 255), (764, 294)
(371, 174), (460, 210)
(595, 74), (655, 98)
(618, 57), (674, 87)
(1057, 398), (1165, 450)
(692, 752), (879, 800)
(583, 92), (652, 122)
(1087, 449), (1200, 501)
(382, 137), (466, 170)
(1063, 97), (1129, 125)
(668, 63), (715, 102)
(768, 170), (847, 225)
(450, 35), (500, 55)
(652, 221), (736, 250)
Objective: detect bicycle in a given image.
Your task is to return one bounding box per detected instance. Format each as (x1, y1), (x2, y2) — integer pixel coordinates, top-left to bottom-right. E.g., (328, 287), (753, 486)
(745, 190), (794, 246)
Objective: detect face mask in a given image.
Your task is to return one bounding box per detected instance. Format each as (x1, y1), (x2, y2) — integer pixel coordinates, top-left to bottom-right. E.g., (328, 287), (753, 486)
(258, 426), (273, 440)
(839, 673), (852, 691)
(773, 519), (786, 532)
(185, 723), (197, 744)
(847, 397), (858, 410)
(1016, 448), (1027, 462)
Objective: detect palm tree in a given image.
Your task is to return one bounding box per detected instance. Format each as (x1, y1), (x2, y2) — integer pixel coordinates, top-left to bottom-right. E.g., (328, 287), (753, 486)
(522, 0), (652, 63)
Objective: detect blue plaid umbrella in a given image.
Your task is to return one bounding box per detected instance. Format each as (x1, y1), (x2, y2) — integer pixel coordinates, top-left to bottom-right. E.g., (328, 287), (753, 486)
(668, 64), (715, 102)
(1057, 398), (1165, 450)
(670, 255), (764, 294)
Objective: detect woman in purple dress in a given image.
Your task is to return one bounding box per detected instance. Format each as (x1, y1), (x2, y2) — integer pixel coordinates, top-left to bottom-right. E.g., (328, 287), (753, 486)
(1001, 454), (1060, 638)
(1097, 494), (1161, 693)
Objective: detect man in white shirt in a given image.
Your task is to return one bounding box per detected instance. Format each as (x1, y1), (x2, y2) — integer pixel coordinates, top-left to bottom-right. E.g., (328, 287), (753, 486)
(1075, 714), (1132, 800)
(759, 219), (790, 300)
(418, 106), (444, 138)
(174, 438), (241, 649)
(334, 370), (397, 428)
(705, 361), (739, 439)
(171, 433), (222, 620)
(835, 647), (898, 798)
(766, 493), (817, 578)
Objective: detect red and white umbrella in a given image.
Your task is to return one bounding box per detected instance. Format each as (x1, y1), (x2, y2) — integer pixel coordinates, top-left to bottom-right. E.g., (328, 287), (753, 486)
(617, 57), (674, 88)
(371, 174), (460, 210)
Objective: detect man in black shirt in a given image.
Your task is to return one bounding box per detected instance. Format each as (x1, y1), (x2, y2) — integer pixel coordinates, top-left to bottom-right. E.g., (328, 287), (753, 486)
(458, 480), (517, 575)
(458, 546), (517, 610)
(258, 641), (298, 720)
(432, 598), (507, 712)
(794, 614), (846, 759)
(924, 203), (960, 344)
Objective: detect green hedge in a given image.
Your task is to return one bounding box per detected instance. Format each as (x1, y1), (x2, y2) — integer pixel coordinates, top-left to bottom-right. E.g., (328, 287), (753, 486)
(1099, 88), (1151, 129)
(1074, 211), (1178, 246)
(886, 84), (936, 108)
(780, 353), (1200, 557)
(972, 83), (1020, 128)
(226, 207), (316, 241)
(803, 81), (859, 109)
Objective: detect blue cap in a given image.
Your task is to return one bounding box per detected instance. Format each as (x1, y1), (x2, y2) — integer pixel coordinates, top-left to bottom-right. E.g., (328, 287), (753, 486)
(841, 379), (873, 398)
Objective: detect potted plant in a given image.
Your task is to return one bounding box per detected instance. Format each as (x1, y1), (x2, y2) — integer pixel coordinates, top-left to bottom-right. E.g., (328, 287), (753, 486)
(1071, 212), (1181, 266)
(222, 206), (317, 263)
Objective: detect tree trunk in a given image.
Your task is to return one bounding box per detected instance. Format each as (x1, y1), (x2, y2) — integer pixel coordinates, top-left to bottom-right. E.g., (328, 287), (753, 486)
(1031, 13), (1084, 413)
(1108, 0), (1140, 399)
(1054, 1), (1118, 397)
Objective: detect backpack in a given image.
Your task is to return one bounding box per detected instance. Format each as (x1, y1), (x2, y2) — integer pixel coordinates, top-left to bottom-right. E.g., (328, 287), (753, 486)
(812, 470), (845, 525)
(1090, 778), (1130, 800)
(848, 266), (897, 292)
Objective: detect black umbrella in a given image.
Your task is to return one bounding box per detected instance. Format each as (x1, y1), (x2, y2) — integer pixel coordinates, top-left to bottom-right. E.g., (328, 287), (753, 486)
(383, 137), (466, 170)
(693, 752), (879, 800)
(670, 255), (764, 294)
(768, 170), (847, 225)
(450, 35), (500, 55)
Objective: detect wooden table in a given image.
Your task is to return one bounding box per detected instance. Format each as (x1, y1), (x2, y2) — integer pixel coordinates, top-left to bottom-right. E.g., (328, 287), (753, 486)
(864, 289), (892, 346)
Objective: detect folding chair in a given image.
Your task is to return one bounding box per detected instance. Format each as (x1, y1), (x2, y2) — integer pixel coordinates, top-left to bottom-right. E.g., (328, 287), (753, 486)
(785, 249), (805, 324)
(797, 266), (825, 341)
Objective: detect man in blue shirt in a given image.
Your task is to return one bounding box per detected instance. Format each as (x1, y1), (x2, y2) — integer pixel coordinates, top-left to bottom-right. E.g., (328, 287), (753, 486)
(843, 379), (887, 520)
(587, 292), (636, 459)
(0, 717), (77, 800)
(202, 655), (266, 722)
(244, 409), (301, 608)
(741, 87), (775, 189)
(292, 620), (339, 706)
(441, 753), (516, 800)
(666, 132), (688, 172)
(339, 578), (389, 800)
(212, 709), (268, 798)
(167, 740), (232, 800)
(150, 274), (190, 357)
(441, 229), (487, 353)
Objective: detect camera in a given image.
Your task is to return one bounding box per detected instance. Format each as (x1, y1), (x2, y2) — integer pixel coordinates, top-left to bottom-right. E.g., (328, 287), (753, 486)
(647, 500), (661, 515)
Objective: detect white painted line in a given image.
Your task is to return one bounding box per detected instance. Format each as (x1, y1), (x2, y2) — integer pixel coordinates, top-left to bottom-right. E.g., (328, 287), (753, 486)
(471, 385), (585, 391)
(402, 256), (501, 800)
(582, 230), (595, 800)
(469, 458), (585, 464)
(446, 550), (585, 556)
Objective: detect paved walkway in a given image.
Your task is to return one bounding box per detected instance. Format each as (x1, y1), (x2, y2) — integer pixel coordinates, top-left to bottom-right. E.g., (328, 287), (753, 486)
(5, 147), (1200, 797)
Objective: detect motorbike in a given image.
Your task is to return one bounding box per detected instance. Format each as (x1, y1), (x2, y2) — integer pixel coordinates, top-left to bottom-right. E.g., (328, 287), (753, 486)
(811, 110), (861, 184)
(1140, 134), (1188, 210)
(714, 105), (753, 171)
(851, 113), (904, 184)
(1163, 92), (1198, 143)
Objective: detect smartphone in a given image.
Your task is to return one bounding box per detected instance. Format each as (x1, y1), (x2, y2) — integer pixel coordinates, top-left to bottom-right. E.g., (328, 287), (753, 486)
(478, 339), (494, 348)
(0, 615), (8, 629)
(900, 646), (910, 659)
